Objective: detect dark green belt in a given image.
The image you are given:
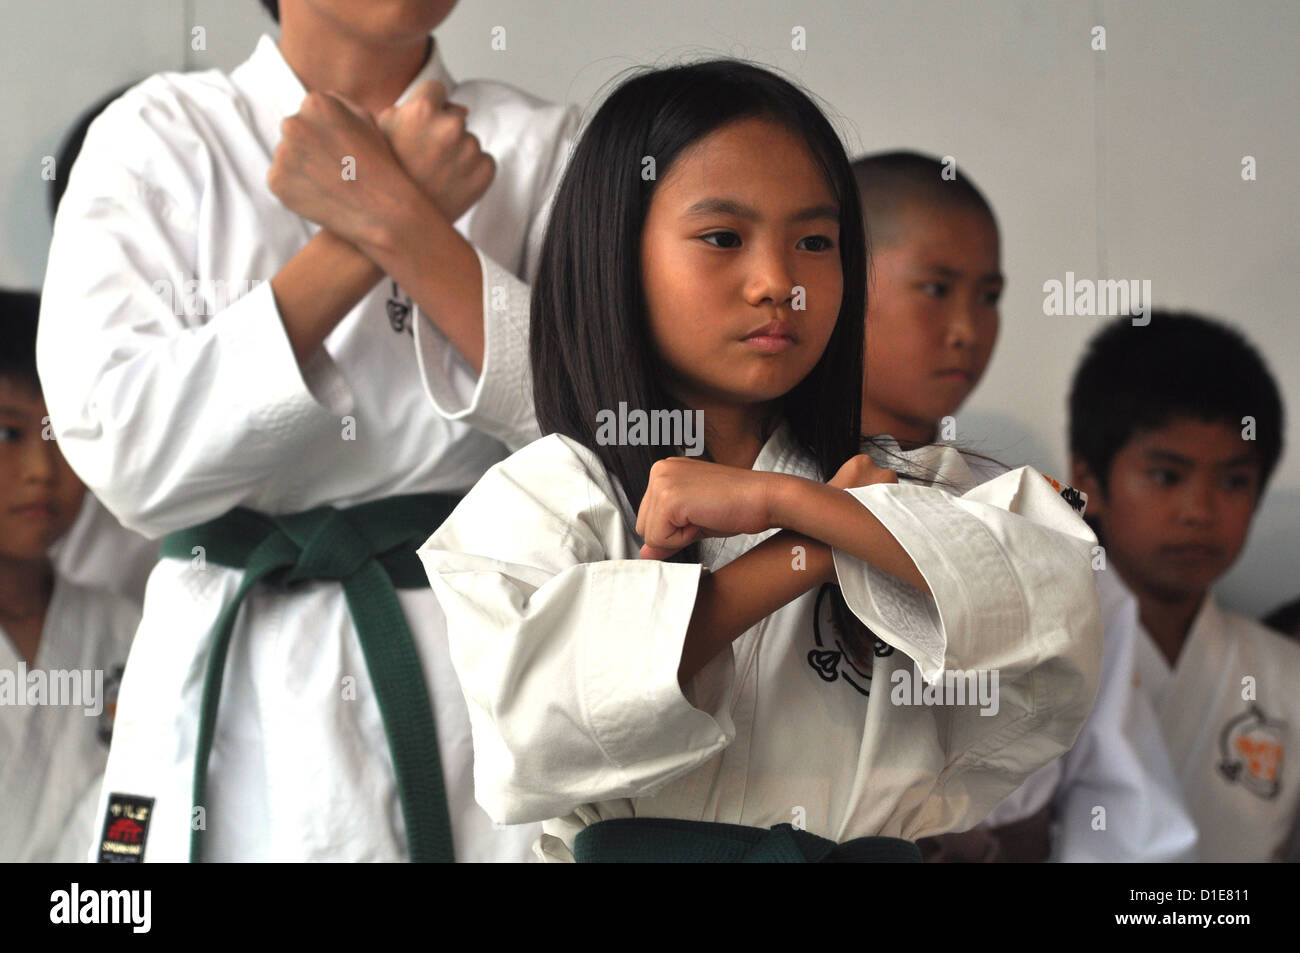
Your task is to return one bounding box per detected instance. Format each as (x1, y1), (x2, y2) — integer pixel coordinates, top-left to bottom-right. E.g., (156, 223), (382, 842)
(573, 818), (922, 863)
(160, 492), (462, 863)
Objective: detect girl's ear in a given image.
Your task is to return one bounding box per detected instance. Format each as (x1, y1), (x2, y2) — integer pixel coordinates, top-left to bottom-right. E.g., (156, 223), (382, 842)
(1069, 455), (1105, 517)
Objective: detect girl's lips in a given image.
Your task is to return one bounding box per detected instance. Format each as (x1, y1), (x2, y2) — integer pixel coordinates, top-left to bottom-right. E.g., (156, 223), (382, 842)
(742, 334), (796, 353)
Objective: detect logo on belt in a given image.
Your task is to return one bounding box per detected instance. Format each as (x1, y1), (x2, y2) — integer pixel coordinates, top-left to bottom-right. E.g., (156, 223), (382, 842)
(98, 793), (155, 863)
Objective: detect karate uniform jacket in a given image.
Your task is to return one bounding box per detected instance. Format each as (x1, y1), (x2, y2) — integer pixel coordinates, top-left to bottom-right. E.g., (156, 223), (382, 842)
(37, 33), (578, 861)
(977, 552), (1199, 862)
(417, 426), (1105, 861)
(1131, 585), (1300, 861)
(1, 575), (139, 862)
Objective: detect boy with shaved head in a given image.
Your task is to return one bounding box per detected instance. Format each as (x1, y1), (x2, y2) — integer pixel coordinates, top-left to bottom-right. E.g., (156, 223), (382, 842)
(851, 151), (1196, 861)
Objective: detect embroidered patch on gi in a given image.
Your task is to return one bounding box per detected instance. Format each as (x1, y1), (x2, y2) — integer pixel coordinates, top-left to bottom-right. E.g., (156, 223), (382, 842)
(1041, 473), (1087, 515)
(97, 663), (125, 747)
(1217, 703), (1283, 799)
(98, 793), (155, 863)
(808, 583), (893, 697)
(386, 280), (413, 335)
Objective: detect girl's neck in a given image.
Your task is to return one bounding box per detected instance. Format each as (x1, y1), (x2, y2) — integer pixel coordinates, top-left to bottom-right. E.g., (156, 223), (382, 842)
(699, 402), (776, 470)
(279, 11), (433, 118)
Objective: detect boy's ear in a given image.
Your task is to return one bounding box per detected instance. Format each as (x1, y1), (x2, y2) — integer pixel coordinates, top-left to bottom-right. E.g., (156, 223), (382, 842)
(1069, 455), (1105, 517)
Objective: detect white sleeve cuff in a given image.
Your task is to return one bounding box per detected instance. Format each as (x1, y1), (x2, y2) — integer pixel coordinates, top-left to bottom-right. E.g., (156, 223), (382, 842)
(226, 279), (354, 441)
(412, 245), (539, 450)
(831, 483), (1027, 682)
(577, 560), (734, 784)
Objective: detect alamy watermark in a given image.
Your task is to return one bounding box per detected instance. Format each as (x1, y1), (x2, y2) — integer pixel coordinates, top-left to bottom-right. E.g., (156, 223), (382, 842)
(0, 663), (103, 716)
(152, 278), (265, 317)
(1042, 272), (1151, 326)
(890, 663), (999, 716)
(50, 883), (150, 934)
(595, 401), (704, 456)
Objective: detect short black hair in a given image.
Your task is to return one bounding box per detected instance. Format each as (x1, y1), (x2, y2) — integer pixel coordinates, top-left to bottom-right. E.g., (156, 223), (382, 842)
(1068, 311), (1285, 496)
(0, 289), (42, 393)
(48, 86), (135, 222)
(260, 0), (279, 23)
(850, 150), (997, 248)
(1262, 596), (1300, 640)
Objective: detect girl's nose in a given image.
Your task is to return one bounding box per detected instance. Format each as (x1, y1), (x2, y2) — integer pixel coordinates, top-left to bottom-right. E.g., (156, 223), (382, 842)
(745, 245), (796, 307)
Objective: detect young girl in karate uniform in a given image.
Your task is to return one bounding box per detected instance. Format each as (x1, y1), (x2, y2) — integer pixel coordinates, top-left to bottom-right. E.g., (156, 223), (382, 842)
(418, 61), (1104, 862)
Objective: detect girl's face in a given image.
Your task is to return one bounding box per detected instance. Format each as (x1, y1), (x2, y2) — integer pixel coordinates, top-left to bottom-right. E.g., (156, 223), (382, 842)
(640, 117), (843, 416)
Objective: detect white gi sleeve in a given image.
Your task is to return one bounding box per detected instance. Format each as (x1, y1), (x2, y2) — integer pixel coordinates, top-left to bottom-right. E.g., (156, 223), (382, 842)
(37, 113), (351, 539)
(412, 105), (581, 452)
(416, 435), (736, 825)
(830, 466), (1104, 822)
(1049, 575), (1198, 861)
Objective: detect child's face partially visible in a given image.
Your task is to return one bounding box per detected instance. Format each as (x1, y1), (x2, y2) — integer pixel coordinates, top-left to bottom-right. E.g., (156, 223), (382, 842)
(296, 0), (458, 44)
(1073, 418), (1261, 602)
(640, 117), (843, 416)
(0, 378), (85, 563)
(861, 203), (1001, 443)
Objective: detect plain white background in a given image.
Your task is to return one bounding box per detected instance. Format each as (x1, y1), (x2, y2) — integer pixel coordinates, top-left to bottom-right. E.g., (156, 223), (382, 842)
(1, 0), (1296, 616)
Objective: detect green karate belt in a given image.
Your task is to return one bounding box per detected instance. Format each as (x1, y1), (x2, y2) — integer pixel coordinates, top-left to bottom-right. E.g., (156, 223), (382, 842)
(573, 818), (922, 863)
(160, 493), (462, 863)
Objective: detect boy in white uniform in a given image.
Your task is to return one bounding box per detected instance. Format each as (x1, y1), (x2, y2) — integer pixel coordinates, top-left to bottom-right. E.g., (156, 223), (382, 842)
(1068, 311), (1297, 862)
(850, 152), (1195, 862)
(0, 294), (141, 862)
(38, 0), (577, 861)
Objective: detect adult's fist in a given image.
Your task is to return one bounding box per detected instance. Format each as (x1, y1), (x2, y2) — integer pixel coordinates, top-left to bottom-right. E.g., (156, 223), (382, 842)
(376, 80), (496, 222)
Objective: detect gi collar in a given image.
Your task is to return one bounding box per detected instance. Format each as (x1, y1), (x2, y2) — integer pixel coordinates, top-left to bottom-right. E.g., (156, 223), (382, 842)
(241, 32), (455, 123)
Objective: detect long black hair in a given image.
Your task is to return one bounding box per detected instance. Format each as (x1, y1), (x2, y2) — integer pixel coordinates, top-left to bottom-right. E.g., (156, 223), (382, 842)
(530, 59), (872, 660)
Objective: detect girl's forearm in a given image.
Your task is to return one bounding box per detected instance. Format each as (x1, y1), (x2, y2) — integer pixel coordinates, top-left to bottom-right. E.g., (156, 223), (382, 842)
(678, 530), (831, 686)
(769, 475), (930, 594)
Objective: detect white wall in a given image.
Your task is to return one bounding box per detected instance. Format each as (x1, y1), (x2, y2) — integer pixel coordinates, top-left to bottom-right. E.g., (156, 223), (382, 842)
(2, 0), (1296, 615)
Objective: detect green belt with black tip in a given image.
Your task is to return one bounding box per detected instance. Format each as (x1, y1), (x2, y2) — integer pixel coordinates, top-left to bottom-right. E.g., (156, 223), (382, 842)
(573, 818), (923, 863)
(160, 492), (462, 863)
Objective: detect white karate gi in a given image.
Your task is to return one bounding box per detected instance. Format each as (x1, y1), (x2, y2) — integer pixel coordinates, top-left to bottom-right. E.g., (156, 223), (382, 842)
(1130, 586), (1300, 862)
(868, 441), (1197, 861)
(417, 427), (1104, 861)
(51, 494), (159, 606)
(1, 575), (140, 862)
(37, 33), (578, 861)
(967, 555), (1198, 861)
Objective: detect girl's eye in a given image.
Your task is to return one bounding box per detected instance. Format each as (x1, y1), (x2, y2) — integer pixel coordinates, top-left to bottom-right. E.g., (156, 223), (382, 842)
(920, 282), (949, 299)
(700, 231), (742, 249)
(1149, 468), (1179, 487)
(0, 425), (20, 442)
(796, 235), (835, 252)
(982, 288), (1002, 306)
